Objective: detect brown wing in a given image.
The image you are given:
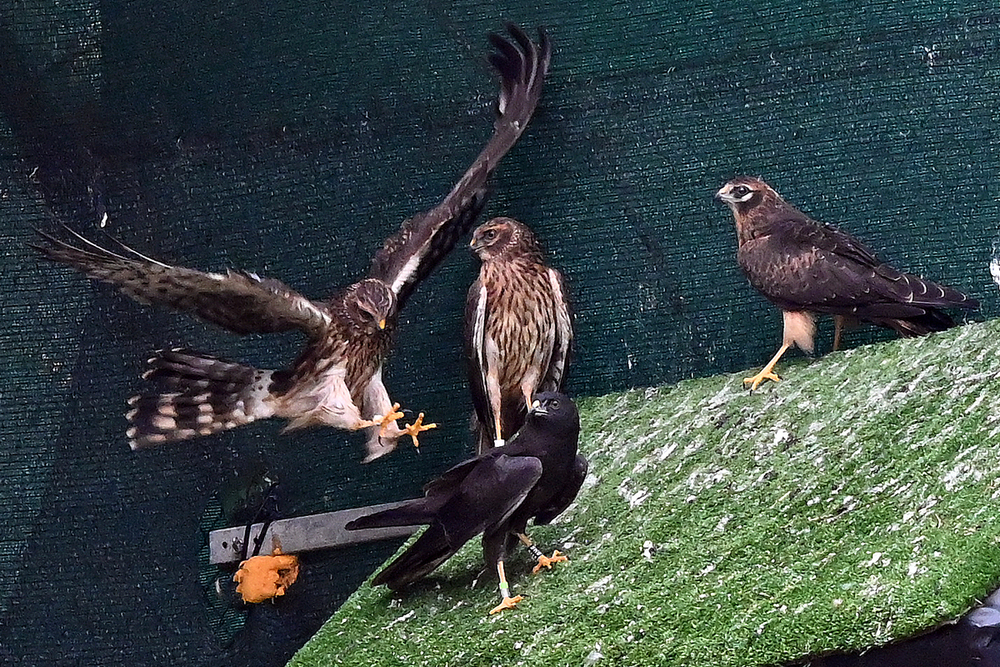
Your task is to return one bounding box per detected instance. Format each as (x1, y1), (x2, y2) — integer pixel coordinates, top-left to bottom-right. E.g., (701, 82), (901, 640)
(33, 227), (332, 338)
(540, 267), (573, 391)
(464, 277), (493, 445)
(740, 216), (978, 321)
(368, 25), (552, 309)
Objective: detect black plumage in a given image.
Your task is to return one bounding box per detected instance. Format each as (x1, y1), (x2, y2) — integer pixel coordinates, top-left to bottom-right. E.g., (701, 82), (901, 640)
(346, 391), (587, 614)
(716, 176), (979, 390)
(32, 25), (551, 461)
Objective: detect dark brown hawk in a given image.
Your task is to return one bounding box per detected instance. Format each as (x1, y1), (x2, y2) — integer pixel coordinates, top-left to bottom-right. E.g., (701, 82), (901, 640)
(33, 25), (552, 462)
(346, 392), (587, 615)
(464, 217), (572, 454)
(716, 176), (979, 391)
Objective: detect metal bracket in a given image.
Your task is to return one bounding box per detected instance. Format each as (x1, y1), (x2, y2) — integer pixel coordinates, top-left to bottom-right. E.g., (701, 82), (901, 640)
(208, 500), (419, 564)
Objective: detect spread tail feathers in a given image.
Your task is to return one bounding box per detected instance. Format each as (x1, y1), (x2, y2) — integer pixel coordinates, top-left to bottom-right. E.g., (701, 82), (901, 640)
(126, 349), (276, 449)
(346, 501), (453, 588)
(876, 310), (957, 338)
(370, 524), (454, 590)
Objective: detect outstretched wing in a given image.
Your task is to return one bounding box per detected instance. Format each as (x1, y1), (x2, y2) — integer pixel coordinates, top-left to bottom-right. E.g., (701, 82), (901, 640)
(368, 24), (552, 309)
(33, 227), (332, 338)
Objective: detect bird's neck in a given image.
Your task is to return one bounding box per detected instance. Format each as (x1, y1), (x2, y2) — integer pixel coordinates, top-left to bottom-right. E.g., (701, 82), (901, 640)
(734, 199), (787, 246)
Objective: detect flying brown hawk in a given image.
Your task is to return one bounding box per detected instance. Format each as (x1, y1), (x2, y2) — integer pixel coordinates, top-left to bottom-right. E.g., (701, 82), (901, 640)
(716, 176), (978, 391)
(464, 217), (572, 454)
(34, 25), (552, 462)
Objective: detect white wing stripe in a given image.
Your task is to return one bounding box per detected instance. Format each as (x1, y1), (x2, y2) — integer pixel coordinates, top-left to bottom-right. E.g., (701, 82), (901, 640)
(390, 252), (425, 295)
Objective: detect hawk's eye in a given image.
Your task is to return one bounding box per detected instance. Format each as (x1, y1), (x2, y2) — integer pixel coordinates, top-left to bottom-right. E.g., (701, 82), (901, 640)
(732, 185), (751, 198)
(549, 399), (560, 410)
(483, 228), (498, 241)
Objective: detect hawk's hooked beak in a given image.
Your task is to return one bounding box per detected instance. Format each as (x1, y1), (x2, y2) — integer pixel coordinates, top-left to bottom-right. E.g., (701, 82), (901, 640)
(714, 186), (728, 202)
(529, 399), (547, 415)
(378, 319), (386, 330)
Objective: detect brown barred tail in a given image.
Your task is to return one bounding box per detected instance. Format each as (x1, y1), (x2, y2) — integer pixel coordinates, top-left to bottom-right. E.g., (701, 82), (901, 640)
(126, 349), (276, 449)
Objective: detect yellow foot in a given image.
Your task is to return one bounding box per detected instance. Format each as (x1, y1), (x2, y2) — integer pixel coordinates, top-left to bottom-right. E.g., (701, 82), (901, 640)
(402, 412), (437, 449)
(532, 550), (568, 574)
(489, 595), (523, 615)
(743, 369), (781, 392)
(370, 403), (405, 436)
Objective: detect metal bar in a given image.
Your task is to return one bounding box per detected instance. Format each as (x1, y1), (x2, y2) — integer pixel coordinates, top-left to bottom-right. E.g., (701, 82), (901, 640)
(208, 500), (419, 564)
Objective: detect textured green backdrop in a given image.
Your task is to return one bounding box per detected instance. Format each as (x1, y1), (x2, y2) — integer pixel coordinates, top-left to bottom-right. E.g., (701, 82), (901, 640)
(0, 0), (996, 665)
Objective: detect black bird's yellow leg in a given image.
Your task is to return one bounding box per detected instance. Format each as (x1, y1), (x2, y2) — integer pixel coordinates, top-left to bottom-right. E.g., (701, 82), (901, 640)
(743, 343), (790, 392)
(518, 532), (567, 574)
(489, 561), (523, 615)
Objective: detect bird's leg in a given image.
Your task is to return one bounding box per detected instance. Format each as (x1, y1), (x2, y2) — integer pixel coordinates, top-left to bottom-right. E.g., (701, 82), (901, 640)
(521, 387), (534, 413)
(482, 370), (505, 448)
(832, 315), (859, 352)
(743, 343), (790, 392)
(521, 382), (535, 412)
(489, 560), (523, 615)
(517, 532), (567, 574)
(400, 412), (437, 450)
(492, 413), (504, 448)
(745, 310), (814, 391)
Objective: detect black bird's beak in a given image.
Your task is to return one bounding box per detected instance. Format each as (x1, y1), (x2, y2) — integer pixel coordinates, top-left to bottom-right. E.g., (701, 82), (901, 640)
(529, 399), (547, 416)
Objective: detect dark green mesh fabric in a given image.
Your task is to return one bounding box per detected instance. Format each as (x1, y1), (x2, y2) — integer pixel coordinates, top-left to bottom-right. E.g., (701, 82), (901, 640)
(1, 1), (996, 665)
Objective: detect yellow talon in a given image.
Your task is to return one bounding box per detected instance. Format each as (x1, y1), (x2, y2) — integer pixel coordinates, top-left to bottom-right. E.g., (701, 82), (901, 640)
(532, 550), (568, 574)
(743, 369), (781, 392)
(371, 403), (405, 436)
(402, 412), (437, 449)
(489, 595), (523, 615)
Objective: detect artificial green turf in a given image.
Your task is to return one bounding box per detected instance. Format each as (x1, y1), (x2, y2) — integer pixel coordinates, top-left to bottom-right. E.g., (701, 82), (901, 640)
(289, 319), (1000, 667)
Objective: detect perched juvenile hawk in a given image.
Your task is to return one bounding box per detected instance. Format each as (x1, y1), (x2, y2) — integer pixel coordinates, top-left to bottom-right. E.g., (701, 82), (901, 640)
(34, 25), (552, 462)
(716, 176), (978, 391)
(346, 392), (587, 615)
(464, 217), (572, 454)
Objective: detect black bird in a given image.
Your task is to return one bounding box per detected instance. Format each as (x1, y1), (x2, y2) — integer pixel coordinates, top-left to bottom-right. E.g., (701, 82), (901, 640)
(346, 392), (587, 614)
(716, 176), (979, 391)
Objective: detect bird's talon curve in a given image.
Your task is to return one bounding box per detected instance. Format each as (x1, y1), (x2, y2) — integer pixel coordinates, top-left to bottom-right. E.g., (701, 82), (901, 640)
(532, 550), (568, 574)
(372, 403), (405, 436)
(489, 595), (523, 615)
(743, 370), (780, 392)
(402, 412), (436, 449)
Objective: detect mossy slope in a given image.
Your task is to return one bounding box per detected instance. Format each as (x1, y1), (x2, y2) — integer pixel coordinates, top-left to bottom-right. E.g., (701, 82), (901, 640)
(290, 319), (1000, 667)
